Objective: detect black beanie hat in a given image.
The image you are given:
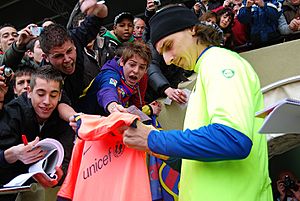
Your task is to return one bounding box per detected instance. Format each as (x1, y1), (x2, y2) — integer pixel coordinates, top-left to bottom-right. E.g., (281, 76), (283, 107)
(149, 5), (199, 47)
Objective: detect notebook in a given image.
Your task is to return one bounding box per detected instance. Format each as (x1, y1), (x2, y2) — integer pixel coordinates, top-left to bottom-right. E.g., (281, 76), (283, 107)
(256, 98), (300, 134)
(4, 138), (64, 187)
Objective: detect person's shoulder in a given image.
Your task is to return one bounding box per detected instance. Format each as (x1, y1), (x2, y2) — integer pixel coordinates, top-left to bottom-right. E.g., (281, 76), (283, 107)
(101, 58), (121, 71)
(2, 92), (33, 120)
(5, 92), (28, 107)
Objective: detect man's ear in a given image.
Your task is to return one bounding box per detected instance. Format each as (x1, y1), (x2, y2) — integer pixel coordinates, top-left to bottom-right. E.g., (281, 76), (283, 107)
(13, 86), (17, 95)
(42, 53), (49, 62)
(190, 27), (196, 36)
(113, 25), (117, 32)
(59, 91), (62, 102)
(27, 86), (32, 98)
(119, 57), (124, 66)
(27, 50), (34, 58)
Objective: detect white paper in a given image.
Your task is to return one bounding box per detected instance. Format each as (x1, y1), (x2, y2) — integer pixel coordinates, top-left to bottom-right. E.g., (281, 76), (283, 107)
(163, 97), (172, 105)
(258, 98), (300, 134)
(4, 172), (37, 187)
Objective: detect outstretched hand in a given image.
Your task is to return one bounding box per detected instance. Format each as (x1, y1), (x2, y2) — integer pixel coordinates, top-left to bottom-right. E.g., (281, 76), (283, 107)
(149, 101), (162, 116)
(123, 121), (155, 151)
(16, 24), (38, 49)
(164, 87), (187, 104)
(69, 113), (84, 131)
(80, 0), (108, 18)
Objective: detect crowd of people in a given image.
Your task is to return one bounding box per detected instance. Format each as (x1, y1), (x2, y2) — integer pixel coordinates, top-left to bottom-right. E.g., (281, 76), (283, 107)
(192, 0), (300, 50)
(0, 0), (300, 200)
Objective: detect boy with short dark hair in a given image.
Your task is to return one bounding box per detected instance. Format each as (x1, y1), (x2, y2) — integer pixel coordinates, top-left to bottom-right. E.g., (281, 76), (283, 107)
(98, 12), (135, 67)
(13, 65), (36, 97)
(0, 65), (74, 201)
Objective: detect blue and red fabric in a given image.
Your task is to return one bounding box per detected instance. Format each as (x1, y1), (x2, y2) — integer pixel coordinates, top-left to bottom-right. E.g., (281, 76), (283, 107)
(148, 116), (180, 201)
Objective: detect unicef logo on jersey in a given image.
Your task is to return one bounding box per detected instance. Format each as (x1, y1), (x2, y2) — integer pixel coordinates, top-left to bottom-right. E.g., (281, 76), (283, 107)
(222, 69), (235, 78)
(113, 141), (125, 158)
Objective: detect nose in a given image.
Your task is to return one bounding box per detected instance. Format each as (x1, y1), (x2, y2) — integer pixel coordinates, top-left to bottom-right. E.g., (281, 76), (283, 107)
(8, 35), (16, 42)
(163, 52), (174, 65)
(43, 94), (50, 105)
(23, 81), (30, 90)
(132, 66), (139, 73)
(63, 54), (71, 62)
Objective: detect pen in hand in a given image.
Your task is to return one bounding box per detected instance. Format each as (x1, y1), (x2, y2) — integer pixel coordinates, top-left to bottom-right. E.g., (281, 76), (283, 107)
(22, 134), (28, 145)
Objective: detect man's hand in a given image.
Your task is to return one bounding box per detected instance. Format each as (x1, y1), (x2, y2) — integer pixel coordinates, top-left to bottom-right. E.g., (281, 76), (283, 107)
(80, 0), (108, 18)
(149, 101), (162, 116)
(107, 102), (127, 114)
(4, 137), (46, 164)
(289, 18), (300, 32)
(33, 166), (63, 188)
(16, 24), (37, 49)
(193, 2), (202, 13)
(146, 0), (157, 11)
(276, 179), (286, 201)
(164, 87), (187, 104)
(69, 113), (84, 131)
(123, 121), (155, 151)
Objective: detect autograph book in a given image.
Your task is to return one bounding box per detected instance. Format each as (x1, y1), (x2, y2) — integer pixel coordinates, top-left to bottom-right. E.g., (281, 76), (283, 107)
(4, 138), (64, 187)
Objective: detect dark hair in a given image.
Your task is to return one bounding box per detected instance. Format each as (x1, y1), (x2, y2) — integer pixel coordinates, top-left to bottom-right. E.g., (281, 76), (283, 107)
(39, 24), (73, 54)
(114, 12), (134, 25)
(26, 38), (39, 52)
(0, 23), (16, 32)
(199, 11), (217, 22)
(121, 41), (152, 67)
(216, 7), (234, 32)
(42, 18), (56, 24)
(30, 65), (63, 90)
(13, 65), (36, 86)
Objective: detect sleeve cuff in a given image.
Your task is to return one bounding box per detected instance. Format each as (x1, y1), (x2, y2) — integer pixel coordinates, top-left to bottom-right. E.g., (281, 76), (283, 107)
(0, 149), (10, 167)
(148, 130), (165, 153)
(12, 42), (26, 53)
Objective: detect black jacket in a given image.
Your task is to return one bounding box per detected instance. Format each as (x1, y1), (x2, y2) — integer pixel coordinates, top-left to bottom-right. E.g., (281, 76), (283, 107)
(145, 42), (189, 102)
(0, 93), (74, 188)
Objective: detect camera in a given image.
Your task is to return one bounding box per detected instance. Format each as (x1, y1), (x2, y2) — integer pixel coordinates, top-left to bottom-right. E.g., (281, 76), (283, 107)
(1, 66), (13, 85)
(30, 26), (43, 36)
(154, 0), (161, 6)
(283, 175), (299, 191)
